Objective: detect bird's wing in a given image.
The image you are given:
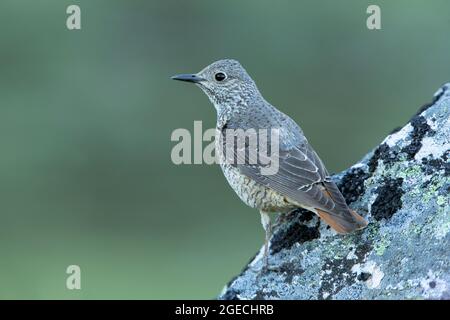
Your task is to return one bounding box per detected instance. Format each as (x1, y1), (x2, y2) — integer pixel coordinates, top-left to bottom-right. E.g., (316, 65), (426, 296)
(219, 125), (367, 233)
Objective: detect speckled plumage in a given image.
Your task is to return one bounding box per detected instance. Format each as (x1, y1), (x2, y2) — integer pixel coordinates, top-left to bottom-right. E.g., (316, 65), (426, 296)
(220, 162), (297, 213)
(172, 59), (367, 243)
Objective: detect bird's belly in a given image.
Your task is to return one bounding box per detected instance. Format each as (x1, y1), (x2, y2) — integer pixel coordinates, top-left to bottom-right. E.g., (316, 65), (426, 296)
(220, 163), (295, 212)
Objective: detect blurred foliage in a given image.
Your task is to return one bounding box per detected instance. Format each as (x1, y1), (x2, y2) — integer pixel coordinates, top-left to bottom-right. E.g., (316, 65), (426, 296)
(0, 0), (449, 299)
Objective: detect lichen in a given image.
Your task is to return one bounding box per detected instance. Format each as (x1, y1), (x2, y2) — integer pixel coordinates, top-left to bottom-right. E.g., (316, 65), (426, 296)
(422, 177), (446, 204)
(219, 83), (450, 300)
(436, 196), (447, 206)
(435, 221), (450, 240)
(371, 178), (404, 220)
(401, 115), (434, 160)
(338, 168), (369, 204)
(374, 237), (391, 256)
(397, 164), (422, 179)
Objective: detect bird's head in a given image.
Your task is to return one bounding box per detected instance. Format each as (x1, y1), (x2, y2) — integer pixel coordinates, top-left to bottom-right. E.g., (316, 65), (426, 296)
(172, 59), (260, 110)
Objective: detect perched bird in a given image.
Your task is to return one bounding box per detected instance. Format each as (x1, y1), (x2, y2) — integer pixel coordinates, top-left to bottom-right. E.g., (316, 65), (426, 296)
(172, 59), (367, 267)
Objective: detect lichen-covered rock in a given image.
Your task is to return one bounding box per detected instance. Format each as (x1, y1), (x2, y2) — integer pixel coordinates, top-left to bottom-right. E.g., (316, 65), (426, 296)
(219, 83), (450, 300)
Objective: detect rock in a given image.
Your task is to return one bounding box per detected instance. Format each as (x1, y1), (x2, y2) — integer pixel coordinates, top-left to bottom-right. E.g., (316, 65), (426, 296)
(219, 83), (450, 300)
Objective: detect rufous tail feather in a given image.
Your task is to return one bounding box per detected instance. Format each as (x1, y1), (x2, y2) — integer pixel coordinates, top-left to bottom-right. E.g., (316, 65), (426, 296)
(316, 208), (368, 234)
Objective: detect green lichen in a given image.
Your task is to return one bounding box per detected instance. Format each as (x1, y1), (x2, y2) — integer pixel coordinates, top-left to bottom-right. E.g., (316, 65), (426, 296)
(396, 164), (422, 180)
(365, 223), (380, 241)
(422, 178), (446, 204)
(374, 237), (391, 256)
(410, 222), (422, 235)
(398, 154), (408, 162)
(221, 87), (450, 300)
(436, 196), (447, 206)
(409, 187), (421, 197)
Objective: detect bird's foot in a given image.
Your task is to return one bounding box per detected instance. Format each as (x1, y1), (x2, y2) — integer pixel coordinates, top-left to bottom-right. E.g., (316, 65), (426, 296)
(272, 213), (287, 229)
(248, 260), (281, 276)
(255, 266), (281, 280)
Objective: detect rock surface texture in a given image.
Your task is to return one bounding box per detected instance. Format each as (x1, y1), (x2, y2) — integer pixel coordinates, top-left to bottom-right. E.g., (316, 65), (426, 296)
(219, 83), (450, 300)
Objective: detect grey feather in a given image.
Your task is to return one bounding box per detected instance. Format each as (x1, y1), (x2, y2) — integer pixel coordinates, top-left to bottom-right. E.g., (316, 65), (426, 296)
(174, 59), (367, 232)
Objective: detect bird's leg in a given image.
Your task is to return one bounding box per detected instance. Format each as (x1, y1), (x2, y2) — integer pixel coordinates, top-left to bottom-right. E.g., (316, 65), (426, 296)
(273, 212), (287, 228)
(260, 211), (272, 271)
(248, 211), (278, 274)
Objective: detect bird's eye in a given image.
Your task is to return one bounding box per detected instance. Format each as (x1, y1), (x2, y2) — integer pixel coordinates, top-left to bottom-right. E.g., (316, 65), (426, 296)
(215, 72), (227, 82)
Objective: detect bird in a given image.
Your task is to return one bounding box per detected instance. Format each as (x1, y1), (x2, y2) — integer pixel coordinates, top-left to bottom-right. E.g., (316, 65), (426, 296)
(172, 59), (368, 268)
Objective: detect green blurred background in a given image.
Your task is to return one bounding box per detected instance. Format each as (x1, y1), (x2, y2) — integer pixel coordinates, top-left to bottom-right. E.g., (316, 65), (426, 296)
(0, 0), (448, 299)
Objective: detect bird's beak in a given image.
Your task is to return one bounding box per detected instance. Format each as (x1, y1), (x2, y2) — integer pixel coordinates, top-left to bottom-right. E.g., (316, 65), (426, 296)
(171, 73), (206, 83)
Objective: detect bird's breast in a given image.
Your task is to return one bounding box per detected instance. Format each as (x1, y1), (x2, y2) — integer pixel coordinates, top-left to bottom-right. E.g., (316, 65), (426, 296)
(219, 163), (295, 213)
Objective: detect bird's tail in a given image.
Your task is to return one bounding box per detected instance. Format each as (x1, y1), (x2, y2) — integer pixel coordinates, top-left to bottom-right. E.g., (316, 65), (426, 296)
(316, 208), (368, 234)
